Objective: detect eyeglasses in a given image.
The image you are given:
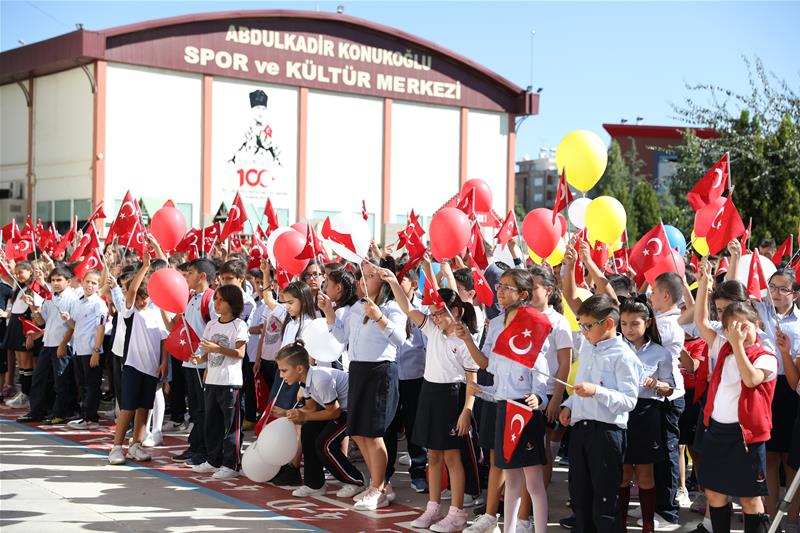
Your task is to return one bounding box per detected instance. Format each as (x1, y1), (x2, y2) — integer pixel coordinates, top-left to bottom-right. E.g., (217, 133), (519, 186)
(768, 284), (795, 295)
(303, 272), (323, 280)
(431, 307), (449, 318)
(578, 319), (605, 332)
(494, 283), (519, 293)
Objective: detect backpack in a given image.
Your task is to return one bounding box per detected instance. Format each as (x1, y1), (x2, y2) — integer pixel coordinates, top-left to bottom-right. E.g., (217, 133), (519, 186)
(199, 288), (214, 324)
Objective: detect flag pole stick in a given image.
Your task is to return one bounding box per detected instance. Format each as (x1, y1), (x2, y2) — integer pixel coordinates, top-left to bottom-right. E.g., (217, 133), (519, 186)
(530, 364), (573, 389)
(0, 257), (25, 293)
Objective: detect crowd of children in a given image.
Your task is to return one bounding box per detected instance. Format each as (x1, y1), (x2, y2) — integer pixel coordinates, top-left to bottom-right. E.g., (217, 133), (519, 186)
(1, 227), (799, 533)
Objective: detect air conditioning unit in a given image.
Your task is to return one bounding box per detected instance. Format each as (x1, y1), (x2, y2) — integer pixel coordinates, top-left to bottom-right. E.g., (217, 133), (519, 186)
(0, 200), (27, 223)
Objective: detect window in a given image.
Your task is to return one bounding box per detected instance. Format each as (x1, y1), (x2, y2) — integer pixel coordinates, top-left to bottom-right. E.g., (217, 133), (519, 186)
(175, 203), (192, 229)
(546, 190), (554, 201)
(546, 174), (554, 186)
(73, 199), (91, 228)
(533, 193), (543, 202)
(36, 201), (52, 223)
(533, 178), (544, 187)
(276, 208), (289, 227)
(54, 199), (72, 233)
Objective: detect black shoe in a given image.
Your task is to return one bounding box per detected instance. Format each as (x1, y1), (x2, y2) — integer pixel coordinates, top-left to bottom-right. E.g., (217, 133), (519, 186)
(474, 504), (486, 516)
(172, 449), (193, 462)
(689, 524), (710, 533)
(16, 413), (42, 423)
(559, 514), (575, 529)
(270, 464), (302, 487)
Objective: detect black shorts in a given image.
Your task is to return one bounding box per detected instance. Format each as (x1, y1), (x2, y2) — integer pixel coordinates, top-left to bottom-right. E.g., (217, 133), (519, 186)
(699, 419), (768, 497)
(413, 380), (466, 450)
(625, 398), (666, 464)
(766, 376), (799, 453)
(679, 389), (701, 445)
(478, 399), (497, 450)
(120, 365), (159, 411)
(494, 399), (547, 469)
(347, 360), (399, 438)
(3, 313), (30, 352)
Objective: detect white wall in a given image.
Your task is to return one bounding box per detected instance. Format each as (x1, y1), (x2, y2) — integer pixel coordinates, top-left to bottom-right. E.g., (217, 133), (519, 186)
(104, 64), (202, 224)
(32, 68), (93, 202)
(390, 101), (459, 223)
(306, 90), (383, 237)
(467, 110), (509, 213)
(0, 82), (29, 187)
(211, 78), (298, 224)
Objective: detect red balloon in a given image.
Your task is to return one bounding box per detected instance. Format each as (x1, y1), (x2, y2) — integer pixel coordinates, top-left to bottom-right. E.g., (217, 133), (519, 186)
(557, 213), (568, 237)
(644, 249), (686, 286)
(522, 208), (561, 259)
(460, 179), (493, 212)
(291, 222), (308, 235)
(274, 230), (308, 276)
(693, 197), (726, 237)
(429, 208), (471, 261)
(150, 206), (186, 251)
(148, 268), (190, 314)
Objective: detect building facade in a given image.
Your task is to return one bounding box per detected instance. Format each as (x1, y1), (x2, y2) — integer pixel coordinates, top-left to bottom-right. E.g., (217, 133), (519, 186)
(0, 10), (539, 240)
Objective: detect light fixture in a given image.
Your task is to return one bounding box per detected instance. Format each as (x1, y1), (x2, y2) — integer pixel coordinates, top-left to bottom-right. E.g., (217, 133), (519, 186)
(336, 5), (344, 14)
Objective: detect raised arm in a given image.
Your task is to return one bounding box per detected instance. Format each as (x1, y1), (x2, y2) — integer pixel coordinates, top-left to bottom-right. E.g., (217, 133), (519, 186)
(578, 239), (617, 302)
(693, 258), (719, 347)
(376, 266), (426, 327)
(126, 254), (150, 311)
(560, 241), (583, 317)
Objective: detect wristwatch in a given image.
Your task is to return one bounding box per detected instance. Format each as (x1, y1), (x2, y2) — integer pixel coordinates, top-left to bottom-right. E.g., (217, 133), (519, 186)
(92, 347), (101, 354)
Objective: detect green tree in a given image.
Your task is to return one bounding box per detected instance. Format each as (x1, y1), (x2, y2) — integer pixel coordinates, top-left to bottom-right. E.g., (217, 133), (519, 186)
(595, 140), (638, 238)
(632, 182), (661, 237)
(670, 57), (800, 245)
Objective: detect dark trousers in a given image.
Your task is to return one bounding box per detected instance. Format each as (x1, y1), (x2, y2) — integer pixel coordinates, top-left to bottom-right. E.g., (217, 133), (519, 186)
(301, 413), (364, 489)
(568, 420), (625, 533)
(169, 356), (187, 423)
(655, 397), (684, 523)
(204, 384), (242, 470)
(385, 377), (428, 481)
(29, 346), (74, 419)
(184, 367), (206, 461)
(242, 358), (257, 422)
(74, 354), (103, 422)
(112, 354), (124, 409)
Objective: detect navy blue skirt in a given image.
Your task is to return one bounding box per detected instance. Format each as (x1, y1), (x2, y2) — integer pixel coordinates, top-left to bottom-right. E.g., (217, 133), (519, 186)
(625, 398), (666, 465)
(347, 360), (399, 438)
(493, 399), (547, 469)
(698, 419), (768, 497)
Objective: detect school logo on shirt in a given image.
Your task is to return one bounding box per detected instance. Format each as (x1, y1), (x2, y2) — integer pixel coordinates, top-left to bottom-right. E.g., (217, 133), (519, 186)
(208, 333), (231, 367)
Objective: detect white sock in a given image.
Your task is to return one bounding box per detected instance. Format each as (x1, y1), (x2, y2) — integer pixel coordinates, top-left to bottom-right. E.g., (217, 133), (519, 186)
(152, 389), (165, 433)
(703, 516), (713, 532)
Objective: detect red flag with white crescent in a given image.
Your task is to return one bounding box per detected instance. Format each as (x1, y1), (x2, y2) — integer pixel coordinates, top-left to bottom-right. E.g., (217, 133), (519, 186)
(220, 192), (248, 242)
(68, 224), (100, 263)
(263, 198), (280, 235)
(165, 315), (200, 362)
(746, 250), (768, 302)
(494, 210), (519, 247)
(503, 399), (534, 462)
(552, 169), (574, 222)
(705, 196), (745, 256)
(321, 217), (358, 256)
(73, 248), (103, 279)
(630, 224), (671, 273)
(772, 236), (793, 266)
(421, 277), (445, 309)
(469, 257), (494, 307)
(492, 307), (551, 369)
(687, 153), (729, 212)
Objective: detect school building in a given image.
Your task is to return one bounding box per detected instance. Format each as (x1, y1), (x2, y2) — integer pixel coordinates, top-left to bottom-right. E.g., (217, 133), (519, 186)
(0, 9), (539, 241)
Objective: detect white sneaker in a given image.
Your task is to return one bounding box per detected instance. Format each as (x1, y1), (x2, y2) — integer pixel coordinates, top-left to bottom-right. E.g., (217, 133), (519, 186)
(126, 442), (152, 462)
(398, 452), (411, 466)
(516, 518), (533, 533)
(353, 487), (388, 510)
(68, 419), (99, 430)
(292, 485), (326, 497)
(628, 506), (642, 518)
(410, 501), (444, 528)
(142, 431), (163, 447)
(336, 484), (365, 498)
(441, 488), (452, 500)
(161, 420), (188, 432)
(464, 513), (500, 533)
(7, 392), (29, 408)
(4, 391), (22, 406)
(212, 466), (240, 480)
(462, 494), (476, 508)
(192, 461), (219, 474)
(384, 481), (396, 502)
(108, 445), (126, 465)
(676, 486), (692, 508)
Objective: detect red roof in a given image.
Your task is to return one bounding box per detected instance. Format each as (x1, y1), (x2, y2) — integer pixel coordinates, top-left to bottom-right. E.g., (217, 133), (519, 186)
(603, 123), (719, 140)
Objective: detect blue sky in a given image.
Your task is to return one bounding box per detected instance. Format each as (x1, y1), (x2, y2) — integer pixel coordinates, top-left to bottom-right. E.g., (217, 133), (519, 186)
(2, 1), (798, 157)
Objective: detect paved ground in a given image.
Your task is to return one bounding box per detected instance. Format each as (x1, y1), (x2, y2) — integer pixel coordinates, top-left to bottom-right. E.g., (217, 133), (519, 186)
(0, 403), (713, 532)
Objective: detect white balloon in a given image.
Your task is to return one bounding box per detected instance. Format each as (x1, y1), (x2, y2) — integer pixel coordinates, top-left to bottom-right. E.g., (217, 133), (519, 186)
(256, 417), (299, 466)
(567, 197), (592, 230)
(242, 442), (282, 482)
(735, 253), (777, 299)
(302, 318), (345, 363)
(325, 212), (371, 263)
(266, 227), (295, 268)
(491, 243), (515, 267)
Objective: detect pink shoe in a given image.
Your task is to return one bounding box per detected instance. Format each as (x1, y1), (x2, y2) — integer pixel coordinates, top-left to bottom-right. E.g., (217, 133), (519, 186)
(410, 501), (444, 528)
(430, 506), (468, 532)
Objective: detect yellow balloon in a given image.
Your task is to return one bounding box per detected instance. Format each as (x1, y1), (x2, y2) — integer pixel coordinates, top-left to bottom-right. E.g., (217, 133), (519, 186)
(556, 130), (608, 192)
(528, 239), (566, 266)
(609, 239), (624, 252)
(584, 196), (626, 244)
(692, 231), (709, 256)
(566, 359), (580, 396)
(562, 287), (592, 333)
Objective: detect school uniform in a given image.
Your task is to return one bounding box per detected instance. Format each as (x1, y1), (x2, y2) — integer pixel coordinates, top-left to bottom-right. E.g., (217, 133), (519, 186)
(70, 293), (108, 423)
(28, 287), (79, 420)
(256, 303), (283, 390)
(120, 304), (168, 410)
(476, 315), (504, 450)
(678, 337), (708, 446)
(0, 281), (12, 375)
(562, 335), (642, 533)
(299, 366), (364, 489)
(202, 317), (249, 471)
(331, 299), (406, 437)
(4, 287), (42, 351)
(242, 296), (265, 423)
(267, 305), (315, 410)
(623, 338), (674, 465)
(698, 340), (777, 497)
(110, 286), (129, 409)
(541, 307), (574, 428)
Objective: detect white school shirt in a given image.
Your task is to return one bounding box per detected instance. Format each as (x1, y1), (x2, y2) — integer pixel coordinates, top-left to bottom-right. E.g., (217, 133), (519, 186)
(246, 298), (265, 363)
(541, 307), (574, 395)
(183, 289), (217, 370)
(711, 351), (777, 424)
(69, 293), (108, 355)
(419, 316), (479, 384)
(40, 288), (78, 347)
(122, 305), (169, 378)
(110, 286), (129, 357)
(258, 304), (284, 361)
(655, 309), (686, 401)
(203, 318), (249, 387)
(11, 287), (42, 313)
(330, 300), (406, 363)
(473, 304), (485, 345)
(303, 366), (349, 411)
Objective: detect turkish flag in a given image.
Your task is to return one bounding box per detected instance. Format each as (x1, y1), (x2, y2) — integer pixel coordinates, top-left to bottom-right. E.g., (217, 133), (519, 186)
(552, 169), (574, 222)
(109, 191), (140, 241)
(1, 219), (20, 242)
(611, 246), (631, 274)
(630, 224), (671, 274)
(28, 279), (53, 300)
(469, 257), (494, 307)
(274, 265), (293, 290)
(248, 232), (269, 269)
(68, 224), (100, 263)
(687, 153), (729, 212)
(456, 191), (475, 218)
(361, 200), (369, 221)
(705, 196), (745, 256)
(398, 210), (425, 250)
(740, 218), (752, 255)
(73, 248), (103, 279)
(174, 228), (200, 253)
(20, 215), (33, 237)
(503, 399), (534, 462)
(166, 315), (200, 362)
(746, 250), (768, 301)
(321, 217), (358, 256)
(263, 198), (280, 235)
(53, 217), (77, 258)
(5, 238), (34, 261)
(689, 253), (699, 273)
(295, 224), (318, 261)
(421, 277), (445, 308)
(717, 256), (730, 276)
(590, 241), (609, 272)
(467, 222), (489, 270)
(221, 192), (248, 242)
(493, 307), (551, 368)
(201, 223), (221, 254)
(494, 210), (519, 248)
(772, 236), (793, 266)
(20, 317), (42, 336)
(86, 203), (106, 226)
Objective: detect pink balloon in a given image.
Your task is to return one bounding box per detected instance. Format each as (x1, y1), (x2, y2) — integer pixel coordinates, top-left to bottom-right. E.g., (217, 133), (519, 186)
(557, 213), (567, 237)
(644, 249), (686, 286)
(274, 230), (308, 276)
(291, 222), (308, 235)
(693, 197), (726, 238)
(430, 208), (471, 261)
(150, 206), (186, 251)
(522, 208), (561, 258)
(148, 268), (189, 314)
(460, 179), (493, 212)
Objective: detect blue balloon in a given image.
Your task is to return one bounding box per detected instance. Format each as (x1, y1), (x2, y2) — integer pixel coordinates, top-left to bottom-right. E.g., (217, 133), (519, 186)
(663, 225), (687, 256)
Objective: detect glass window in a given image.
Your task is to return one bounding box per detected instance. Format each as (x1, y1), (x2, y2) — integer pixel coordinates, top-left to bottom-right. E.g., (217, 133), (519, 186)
(276, 208), (290, 227)
(175, 203), (192, 229)
(74, 199), (91, 228)
(533, 178), (544, 187)
(36, 201), (52, 223)
(533, 193), (543, 202)
(54, 200), (72, 233)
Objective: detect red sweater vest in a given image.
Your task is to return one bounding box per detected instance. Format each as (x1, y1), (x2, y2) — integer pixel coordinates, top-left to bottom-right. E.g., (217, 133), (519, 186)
(702, 340), (776, 444)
